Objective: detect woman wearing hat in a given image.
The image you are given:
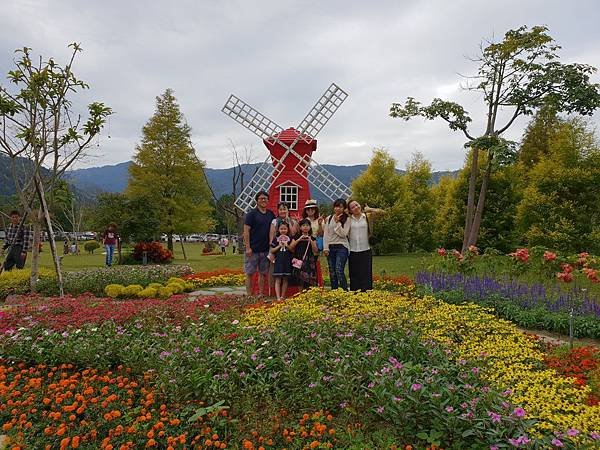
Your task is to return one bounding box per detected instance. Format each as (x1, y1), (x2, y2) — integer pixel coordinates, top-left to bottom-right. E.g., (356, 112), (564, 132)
(302, 198), (324, 287)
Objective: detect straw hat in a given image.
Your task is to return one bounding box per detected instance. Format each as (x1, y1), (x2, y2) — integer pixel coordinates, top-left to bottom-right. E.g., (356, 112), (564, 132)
(304, 199), (318, 209)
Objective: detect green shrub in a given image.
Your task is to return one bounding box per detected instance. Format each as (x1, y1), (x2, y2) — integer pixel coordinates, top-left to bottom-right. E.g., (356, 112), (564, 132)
(147, 283), (163, 290)
(104, 284), (125, 298)
(158, 286), (174, 298)
(136, 287), (158, 298)
(123, 284), (143, 297)
(84, 241), (101, 254)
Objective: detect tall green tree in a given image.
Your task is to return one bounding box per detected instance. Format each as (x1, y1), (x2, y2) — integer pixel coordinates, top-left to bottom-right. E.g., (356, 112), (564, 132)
(516, 118), (600, 252)
(404, 152), (435, 251)
(390, 25), (600, 253)
(351, 149), (412, 254)
(127, 89), (212, 251)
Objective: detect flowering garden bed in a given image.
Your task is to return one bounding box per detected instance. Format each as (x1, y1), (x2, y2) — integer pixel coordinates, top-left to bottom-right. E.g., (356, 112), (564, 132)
(1, 285), (599, 448)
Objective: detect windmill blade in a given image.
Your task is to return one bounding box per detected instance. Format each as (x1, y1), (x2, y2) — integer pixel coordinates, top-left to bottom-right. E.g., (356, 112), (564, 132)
(233, 157), (286, 212)
(295, 83), (348, 145)
(294, 155), (352, 201)
(222, 94), (285, 145)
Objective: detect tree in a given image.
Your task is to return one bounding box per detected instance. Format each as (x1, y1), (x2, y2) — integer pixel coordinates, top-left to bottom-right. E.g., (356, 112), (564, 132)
(0, 44), (111, 294)
(127, 89), (212, 251)
(404, 152), (435, 251)
(351, 149), (412, 254)
(516, 118), (600, 252)
(390, 25), (600, 253)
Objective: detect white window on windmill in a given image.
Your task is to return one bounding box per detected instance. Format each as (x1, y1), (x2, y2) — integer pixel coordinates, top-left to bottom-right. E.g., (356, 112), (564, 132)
(278, 182), (300, 211)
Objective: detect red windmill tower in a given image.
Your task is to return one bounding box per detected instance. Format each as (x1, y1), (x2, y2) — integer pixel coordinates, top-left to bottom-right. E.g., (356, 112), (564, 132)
(221, 83), (351, 215)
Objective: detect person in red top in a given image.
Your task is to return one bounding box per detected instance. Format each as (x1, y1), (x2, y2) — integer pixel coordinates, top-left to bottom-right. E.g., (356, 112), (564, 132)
(102, 222), (120, 267)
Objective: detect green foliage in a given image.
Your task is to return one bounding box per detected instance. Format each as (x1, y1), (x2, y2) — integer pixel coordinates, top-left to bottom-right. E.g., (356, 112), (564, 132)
(516, 118), (600, 252)
(404, 152), (436, 251)
(35, 265), (193, 297)
(84, 240), (100, 254)
(127, 89), (213, 249)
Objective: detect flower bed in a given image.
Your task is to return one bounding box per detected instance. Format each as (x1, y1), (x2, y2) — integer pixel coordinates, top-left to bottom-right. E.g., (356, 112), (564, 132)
(34, 265), (193, 297)
(184, 269), (245, 288)
(1, 289), (599, 448)
(415, 271), (600, 338)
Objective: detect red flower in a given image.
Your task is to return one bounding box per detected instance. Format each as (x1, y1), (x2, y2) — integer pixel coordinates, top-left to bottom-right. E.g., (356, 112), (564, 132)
(452, 249), (463, 261)
(556, 272), (573, 283)
(560, 263), (573, 274)
(543, 251), (557, 262)
(509, 248), (529, 263)
(436, 248), (447, 257)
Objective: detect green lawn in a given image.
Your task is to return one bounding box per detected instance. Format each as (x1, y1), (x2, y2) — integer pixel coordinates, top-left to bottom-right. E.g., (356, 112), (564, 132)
(31, 242), (430, 276)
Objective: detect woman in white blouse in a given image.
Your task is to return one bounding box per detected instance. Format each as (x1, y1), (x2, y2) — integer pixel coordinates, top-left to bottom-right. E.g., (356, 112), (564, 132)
(347, 199), (384, 291)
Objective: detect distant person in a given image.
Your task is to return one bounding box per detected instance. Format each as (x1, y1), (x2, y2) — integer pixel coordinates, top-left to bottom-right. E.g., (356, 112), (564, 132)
(1, 210), (32, 271)
(63, 241), (69, 255)
(243, 191), (276, 297)
(219, 236), (229, 255)
(70, 242), (79, 255)
(102, 222), (120, 267)
(231, 236), (238, 254)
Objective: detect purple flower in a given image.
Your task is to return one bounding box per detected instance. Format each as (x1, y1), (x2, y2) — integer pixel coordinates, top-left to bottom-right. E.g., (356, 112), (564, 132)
(445, 406), (454, 413)
(471, 367), (480, 374)
(567, 429), (579, 437)
(308, 382), (316, 388)
(367, 382), (375, 388)
(256, 363), (265, 370)
(339, 401), (347, 408)
(251, 353), (257, 361)
(508, 435), (530, 447)
(388, 357), (403, 370)
(487, 411), (501, 423)
(393, 396), (402, 402)
(490, 446), (498, 450)
(193, 347), (201, 353)
(411, 383), (422, 391)
(375, 406), (385, 413)
(591, 432), (600, 440)
(551, 438), (564, 447)
(159, 351), (171, 359)
(512, 407), (526, 418)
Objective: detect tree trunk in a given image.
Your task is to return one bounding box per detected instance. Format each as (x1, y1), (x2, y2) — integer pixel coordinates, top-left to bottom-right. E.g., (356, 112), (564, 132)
(29, 208), (43, 292)
(462, 148), (479, 253)
(179, 239), (188, 261)
(35, 175), (64, 297)
(466, 155), (494, 249)
(167, 234), (173, 252)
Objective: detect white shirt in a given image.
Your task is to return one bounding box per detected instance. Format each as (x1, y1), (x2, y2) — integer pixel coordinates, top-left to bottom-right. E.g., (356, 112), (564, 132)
(348, 213), (370, 252)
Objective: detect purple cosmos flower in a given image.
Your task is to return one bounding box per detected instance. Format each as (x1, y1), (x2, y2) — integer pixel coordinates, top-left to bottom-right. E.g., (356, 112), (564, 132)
(411, 383), (422, 391)
(512, 407), (526, 418)
(551, 438), (564, 447)
(567, 429), (579, 437)
(488, 411), (501, 423)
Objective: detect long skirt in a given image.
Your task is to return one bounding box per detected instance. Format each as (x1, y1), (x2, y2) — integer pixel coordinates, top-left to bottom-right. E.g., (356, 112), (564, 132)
(348, 249), (373, 291)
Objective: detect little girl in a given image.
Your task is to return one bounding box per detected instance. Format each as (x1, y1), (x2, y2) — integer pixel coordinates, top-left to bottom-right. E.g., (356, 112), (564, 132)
(289, 218), (319, 290)
(270, 221), (292, 300)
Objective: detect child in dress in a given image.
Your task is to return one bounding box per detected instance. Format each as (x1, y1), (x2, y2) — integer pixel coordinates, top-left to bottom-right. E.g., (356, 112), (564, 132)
(270, 221), (292, 300)
(289, 219), (319, 290)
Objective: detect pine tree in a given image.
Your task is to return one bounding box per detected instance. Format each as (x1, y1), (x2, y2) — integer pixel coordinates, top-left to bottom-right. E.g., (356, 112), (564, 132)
(127, 89), (213, 251)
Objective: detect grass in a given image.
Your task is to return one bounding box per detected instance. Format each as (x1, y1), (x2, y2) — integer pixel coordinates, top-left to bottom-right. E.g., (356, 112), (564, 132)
(29, 242), (431, 276)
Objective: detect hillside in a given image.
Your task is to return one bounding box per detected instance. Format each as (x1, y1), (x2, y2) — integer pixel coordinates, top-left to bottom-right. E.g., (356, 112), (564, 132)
(1, 158), (459, 202)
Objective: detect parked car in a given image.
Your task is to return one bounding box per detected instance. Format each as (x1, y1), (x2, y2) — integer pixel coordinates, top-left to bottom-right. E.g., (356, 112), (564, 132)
(205, 233), (220, 242)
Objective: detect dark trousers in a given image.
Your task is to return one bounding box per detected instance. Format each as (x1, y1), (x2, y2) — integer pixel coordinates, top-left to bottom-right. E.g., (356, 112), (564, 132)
(349, 249), (373, 291)
(3, 244), (25, 271)
(327, 245), (348, 290)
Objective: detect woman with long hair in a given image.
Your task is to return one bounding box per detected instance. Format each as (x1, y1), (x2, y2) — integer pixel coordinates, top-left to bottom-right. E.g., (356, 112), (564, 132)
(322, 198), (350, 290)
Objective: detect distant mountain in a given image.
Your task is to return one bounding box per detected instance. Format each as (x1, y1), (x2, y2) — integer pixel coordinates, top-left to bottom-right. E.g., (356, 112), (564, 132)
(2, 158), (459, 201)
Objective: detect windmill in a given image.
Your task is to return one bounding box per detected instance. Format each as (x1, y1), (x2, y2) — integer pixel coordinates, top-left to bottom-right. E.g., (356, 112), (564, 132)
(222, 83), (352, 213)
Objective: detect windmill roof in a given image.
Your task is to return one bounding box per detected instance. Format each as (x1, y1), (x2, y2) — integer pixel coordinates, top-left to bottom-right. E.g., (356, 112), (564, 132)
(270, 127), (314, 143)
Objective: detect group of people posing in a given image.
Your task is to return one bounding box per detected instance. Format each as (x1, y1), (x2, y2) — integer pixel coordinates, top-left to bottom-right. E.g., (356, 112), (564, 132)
(243, 191), (383, 300)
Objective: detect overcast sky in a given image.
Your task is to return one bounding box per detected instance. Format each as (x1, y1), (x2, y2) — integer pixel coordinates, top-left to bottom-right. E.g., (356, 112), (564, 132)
(2, 0), (600, 171)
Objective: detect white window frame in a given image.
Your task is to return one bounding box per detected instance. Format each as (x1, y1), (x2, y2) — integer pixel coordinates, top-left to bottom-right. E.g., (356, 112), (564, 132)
(279, 184), (299, 210)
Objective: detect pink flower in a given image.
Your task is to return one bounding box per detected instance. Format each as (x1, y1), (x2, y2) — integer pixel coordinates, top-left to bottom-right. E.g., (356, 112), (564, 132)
(487, 411), (501, 423)
(551, 438), (564, 447)
(556, 272), (574, 283)
(567, 428), (579, 437)
(512, 407), (526, 418)
(437, 248), (447, 257)
(543, 251), (557, 261)
(560, 263), (573, 273)
(411, 383), (422, 391)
